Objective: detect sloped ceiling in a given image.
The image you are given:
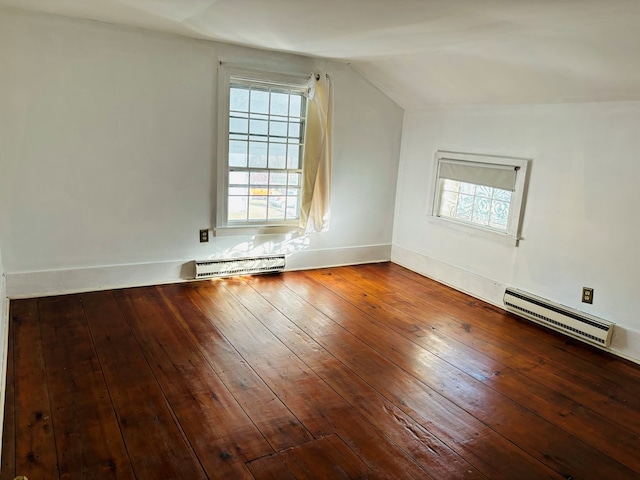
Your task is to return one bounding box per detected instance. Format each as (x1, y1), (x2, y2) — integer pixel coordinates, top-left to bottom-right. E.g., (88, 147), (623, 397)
(2, 0), (640, 108)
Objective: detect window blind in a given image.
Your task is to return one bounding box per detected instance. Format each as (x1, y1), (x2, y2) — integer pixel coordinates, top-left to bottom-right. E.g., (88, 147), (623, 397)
(438, 159), (517, 191)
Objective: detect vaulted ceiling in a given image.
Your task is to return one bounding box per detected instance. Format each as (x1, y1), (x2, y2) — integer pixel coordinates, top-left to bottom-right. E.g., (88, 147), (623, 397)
(2, 0), (640, 108)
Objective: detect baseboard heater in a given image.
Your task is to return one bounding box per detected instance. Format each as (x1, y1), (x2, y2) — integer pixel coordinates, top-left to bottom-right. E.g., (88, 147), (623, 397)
(194, 254), (286, 279)
(504, 288), (614, 347)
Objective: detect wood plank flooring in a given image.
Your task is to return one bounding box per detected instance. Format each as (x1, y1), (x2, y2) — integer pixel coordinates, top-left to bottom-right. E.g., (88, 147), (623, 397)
(2, 262), (640, 479)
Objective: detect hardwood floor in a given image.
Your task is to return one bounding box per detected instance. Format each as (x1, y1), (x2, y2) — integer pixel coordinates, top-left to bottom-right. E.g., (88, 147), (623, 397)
(2, 262), (640, 479)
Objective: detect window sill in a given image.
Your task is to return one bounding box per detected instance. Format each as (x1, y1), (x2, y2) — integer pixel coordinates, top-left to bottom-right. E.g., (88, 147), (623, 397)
(214, 224), (300, 237)
(427, 215), (520, 246)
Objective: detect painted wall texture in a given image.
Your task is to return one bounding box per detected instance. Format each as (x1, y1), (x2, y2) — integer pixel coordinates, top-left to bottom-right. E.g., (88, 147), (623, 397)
(393, 102), (640, 361)
(0, 10), (403, 286)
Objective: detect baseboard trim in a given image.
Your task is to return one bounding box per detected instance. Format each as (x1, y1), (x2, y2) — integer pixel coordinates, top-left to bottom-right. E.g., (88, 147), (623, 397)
(608, 326), (640, 367)
(391, 245), (506, 308)
(391, 244), (640, 365)
(7, 260), (188, 299)
(285, 244), (391, 272)
(0, 295), (9, 463)
(6, 244), (392, 299)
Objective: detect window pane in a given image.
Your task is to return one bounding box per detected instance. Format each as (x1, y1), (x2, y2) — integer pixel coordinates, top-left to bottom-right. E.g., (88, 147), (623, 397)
(229, 116), (248, 134)
(442, 179), (460, 192)
(230, 87), (249, 112)
(476, 185), (492, 198)
(250, 170), (268, 186)
(229, 140), (247, 167)
(229, 186), (248, 195)
(269, 120), (288, 138)
(490, 200), (510, 229)
(459, 182), (476, 195)
(270, 92), (289, 116)
(288, 122), (301, 139)
(289, 95), (302, 117)
(229, 171), (248, 185)
(267, 197), (285, 220)
(494, 189), (512, 202)
(270, 171), (287, 185)
(250, 89), (269, 114)
(288, 172), (300, 186)
(286, 187), (300, 197)
(248, 196), (267, 220)
(287, 144), (300, 169)
(285, 196), (299, 220)
(228, 196), (248, 221)
(248, 142), (267, 168)
(249, 119), (268, 136)
(268, 143), (286, 169)
(438, 190), (458, 218)
(456, 194), (474, 220)
(472, 197), (490, 225)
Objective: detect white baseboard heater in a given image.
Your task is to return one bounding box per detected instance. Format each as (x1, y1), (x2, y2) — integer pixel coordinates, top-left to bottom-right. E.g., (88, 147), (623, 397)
(194, 254), (286, 279)
(504, 288), (614, 347)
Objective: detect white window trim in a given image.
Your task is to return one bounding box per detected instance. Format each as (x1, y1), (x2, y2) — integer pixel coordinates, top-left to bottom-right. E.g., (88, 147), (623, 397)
(215, 65), (310, 236)
(428, 150), (530, 245)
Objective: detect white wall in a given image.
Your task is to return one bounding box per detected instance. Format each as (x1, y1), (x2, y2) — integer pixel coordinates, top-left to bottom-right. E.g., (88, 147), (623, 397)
(0, 10), (404, 296)
(393, 101), (640, 362)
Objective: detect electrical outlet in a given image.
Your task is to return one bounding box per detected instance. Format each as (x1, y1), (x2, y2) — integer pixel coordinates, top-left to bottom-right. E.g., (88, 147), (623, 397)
(199, 229), (209, 243)
(582, 287), (593, 304)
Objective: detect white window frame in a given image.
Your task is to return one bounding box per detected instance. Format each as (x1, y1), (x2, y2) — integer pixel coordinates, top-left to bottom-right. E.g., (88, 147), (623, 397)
(215, 66), (310, 236)
(429, 150), (530, 245)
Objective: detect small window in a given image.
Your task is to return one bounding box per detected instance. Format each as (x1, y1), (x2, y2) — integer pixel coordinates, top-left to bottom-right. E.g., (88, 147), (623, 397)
(431, 151), (529, 240)
(217, 67), (309, 231)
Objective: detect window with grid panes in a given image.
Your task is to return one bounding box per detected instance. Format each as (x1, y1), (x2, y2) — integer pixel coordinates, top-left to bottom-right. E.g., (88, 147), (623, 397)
(431, 151), (530, 241)
(221, 71), (308, 227)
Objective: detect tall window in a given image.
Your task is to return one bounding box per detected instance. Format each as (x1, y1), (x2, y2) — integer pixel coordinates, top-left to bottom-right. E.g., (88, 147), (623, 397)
(217, 68), (309, 229)
(431, 151), (530, 240)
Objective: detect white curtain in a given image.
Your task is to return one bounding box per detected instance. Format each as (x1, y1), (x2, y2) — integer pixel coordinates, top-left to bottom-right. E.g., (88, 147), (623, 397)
(300, 73), (332, 233)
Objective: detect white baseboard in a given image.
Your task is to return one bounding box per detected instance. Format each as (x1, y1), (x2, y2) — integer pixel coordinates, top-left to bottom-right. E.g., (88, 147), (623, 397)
(285, 244), (391, 272)
(0, 294), (8, 464)
(391, 244), (640, 365)
(609, 326), (640, 366)
(7, 260), (188, 299)
(6, 244), (392, 299)
(391, 245), (506, 307)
